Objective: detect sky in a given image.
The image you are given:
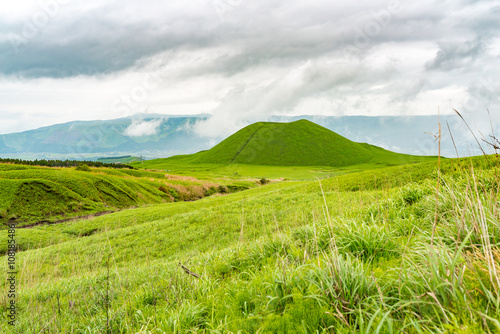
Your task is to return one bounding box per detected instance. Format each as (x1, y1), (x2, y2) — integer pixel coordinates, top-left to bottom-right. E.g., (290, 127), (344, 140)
(0, 0), (499, 137)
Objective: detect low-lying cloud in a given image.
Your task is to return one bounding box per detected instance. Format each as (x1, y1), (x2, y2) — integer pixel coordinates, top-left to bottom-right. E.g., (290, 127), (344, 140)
(124, 119), (162, 137)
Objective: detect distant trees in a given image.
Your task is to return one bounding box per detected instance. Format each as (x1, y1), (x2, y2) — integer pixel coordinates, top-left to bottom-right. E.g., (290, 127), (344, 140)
(0, 157), (134, 169)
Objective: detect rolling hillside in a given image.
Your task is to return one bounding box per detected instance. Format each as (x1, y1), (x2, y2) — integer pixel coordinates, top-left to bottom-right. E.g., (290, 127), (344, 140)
(0, 164), (254, 228)
(3, 155), (500, 332)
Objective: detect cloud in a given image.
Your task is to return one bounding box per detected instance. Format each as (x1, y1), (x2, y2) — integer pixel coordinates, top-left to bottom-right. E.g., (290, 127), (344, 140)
(390, 78), (427, 103)
(0, 0), (216, 78)
(124, 119), (163, 137)
(193, 58), (366, 138)
(1, 0), (500, 137)
(1, 0), (492, 79)
(425, 37), (485, 71)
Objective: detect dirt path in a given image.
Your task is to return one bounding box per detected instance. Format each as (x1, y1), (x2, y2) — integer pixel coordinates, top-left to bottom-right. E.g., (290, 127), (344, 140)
(15, 209), (136, 229)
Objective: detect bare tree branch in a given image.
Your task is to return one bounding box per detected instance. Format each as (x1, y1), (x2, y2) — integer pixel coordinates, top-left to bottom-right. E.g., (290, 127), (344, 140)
(179, 262), (201, 279)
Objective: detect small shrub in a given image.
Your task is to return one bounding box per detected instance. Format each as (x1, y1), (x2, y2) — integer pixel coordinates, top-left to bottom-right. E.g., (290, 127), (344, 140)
(169, 188), (179, 200)
(204, 186), (218, 196)
(227, 185), (248, 193)
(259, 178), (269, 185)
(158, 185), (179, 201)
(75, 163), (91, 172)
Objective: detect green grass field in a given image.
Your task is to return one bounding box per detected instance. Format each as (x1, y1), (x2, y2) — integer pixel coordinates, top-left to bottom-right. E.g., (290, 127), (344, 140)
(0, 164), (256, 228)
(1, 154), (499, 332)
(131, 159), (438, 181)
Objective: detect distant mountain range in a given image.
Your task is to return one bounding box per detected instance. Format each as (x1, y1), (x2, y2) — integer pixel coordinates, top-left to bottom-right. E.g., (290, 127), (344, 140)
(0, 114), (487, 160)
(0, 115), (207, 160)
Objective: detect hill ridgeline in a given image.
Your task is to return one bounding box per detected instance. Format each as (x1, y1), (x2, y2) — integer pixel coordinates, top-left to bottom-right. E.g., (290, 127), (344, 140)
(168, 120), (422, 167)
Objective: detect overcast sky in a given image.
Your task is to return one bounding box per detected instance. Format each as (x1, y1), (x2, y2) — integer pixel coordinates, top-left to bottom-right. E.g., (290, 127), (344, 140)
(1, 0), (499, 136)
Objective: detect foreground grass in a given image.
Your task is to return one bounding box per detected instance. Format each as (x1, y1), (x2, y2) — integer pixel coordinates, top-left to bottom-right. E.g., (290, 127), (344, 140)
(1, 156), (500, 332)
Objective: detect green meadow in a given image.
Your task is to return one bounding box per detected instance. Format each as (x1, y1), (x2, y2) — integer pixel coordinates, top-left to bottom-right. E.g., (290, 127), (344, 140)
(0, 155), (499, 332)
(0, 163), (255, 229)
(1, 120), (499, 333)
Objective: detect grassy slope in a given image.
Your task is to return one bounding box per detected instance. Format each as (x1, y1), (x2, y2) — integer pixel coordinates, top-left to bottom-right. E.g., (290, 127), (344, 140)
(157, 120), (434, 167)
(0, 164), (255, 228)
(133, 120), (436, 179)
(186, 120), (378, 166)
(2, 155), (499, 332)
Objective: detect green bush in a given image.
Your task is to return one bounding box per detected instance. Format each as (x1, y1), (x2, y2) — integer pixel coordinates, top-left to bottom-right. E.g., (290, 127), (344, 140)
(204, 186), (218, 196)
(75, 164), (91, 172)
(260, 178), (269, 185)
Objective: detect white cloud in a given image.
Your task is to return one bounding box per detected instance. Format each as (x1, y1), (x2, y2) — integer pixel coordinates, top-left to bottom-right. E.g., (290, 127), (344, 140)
(124, 119), (162, 137)
(1, 0), (500, 136)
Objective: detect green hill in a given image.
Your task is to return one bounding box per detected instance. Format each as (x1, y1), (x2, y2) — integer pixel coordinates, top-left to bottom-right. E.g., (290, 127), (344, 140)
(162, 119), (434, 167)
(0, 164), (254, 228)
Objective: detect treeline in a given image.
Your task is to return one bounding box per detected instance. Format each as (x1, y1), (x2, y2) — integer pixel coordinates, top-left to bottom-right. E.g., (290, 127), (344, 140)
(0, 158), (134, 169)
